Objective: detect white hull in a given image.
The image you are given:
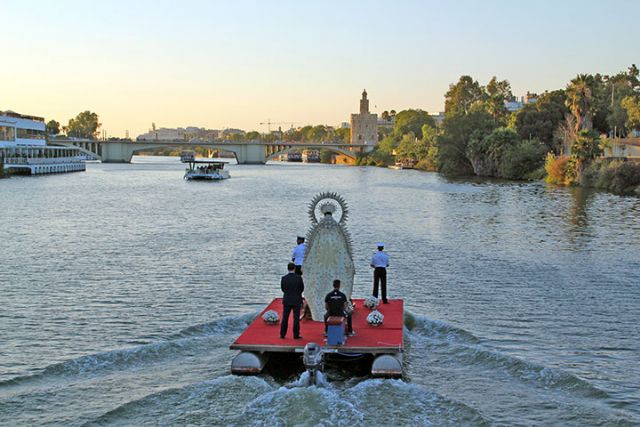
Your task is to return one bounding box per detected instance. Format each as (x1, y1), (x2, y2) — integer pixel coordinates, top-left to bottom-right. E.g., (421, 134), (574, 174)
(184, 171), (230, 180)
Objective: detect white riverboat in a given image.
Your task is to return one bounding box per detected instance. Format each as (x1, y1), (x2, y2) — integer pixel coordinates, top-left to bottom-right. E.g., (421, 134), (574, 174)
(0, 110), (85, 175)
(302, 149), (320, 163)
(181, 152), (230, 181)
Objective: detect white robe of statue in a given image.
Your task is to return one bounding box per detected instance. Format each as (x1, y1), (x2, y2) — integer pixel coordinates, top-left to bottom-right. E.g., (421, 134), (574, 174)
(302, 193), (355, 321)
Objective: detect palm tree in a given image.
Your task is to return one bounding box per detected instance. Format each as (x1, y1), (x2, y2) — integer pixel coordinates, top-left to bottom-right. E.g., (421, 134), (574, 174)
(565, 74), (594, 132)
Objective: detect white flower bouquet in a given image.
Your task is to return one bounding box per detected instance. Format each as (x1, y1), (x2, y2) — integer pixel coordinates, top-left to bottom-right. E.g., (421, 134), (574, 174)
(364, 295), (379, 310)
(262, 310), (280, 324)
(367, 310), (384, 326)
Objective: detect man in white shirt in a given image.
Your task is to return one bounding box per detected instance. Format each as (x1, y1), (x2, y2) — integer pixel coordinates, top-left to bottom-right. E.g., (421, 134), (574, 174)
(291, 236), (306, 275)
(370, 242), (389, 304)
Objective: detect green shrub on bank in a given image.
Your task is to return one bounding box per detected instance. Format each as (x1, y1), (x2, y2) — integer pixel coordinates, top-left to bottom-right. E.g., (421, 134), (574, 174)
(414, 157), (438, 172)
(499, 139), (548, 180)
(607, 162), (640, 195)
(464, 128), (547, 180)
(320, 149), (333, 164)
(558, 157), (640, 195)
(524, 166), (546, 181)
(355, 148), (394, 167)
(580, 160), (604, 187)
(592, 160), (640, 195)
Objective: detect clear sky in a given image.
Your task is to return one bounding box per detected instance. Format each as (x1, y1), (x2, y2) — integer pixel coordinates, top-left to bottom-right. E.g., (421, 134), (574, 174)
(2, 0), (638, 137)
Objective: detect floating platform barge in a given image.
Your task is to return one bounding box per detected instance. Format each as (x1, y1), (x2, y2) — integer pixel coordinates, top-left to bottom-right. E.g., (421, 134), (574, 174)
(230, 298), (404, 378)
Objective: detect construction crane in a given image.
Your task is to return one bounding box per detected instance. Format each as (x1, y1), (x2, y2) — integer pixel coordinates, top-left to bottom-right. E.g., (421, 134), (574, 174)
(259, 119), (297, 133)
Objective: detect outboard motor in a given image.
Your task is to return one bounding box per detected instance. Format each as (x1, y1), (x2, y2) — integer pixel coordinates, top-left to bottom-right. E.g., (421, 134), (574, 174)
(302, 342), (324, 385)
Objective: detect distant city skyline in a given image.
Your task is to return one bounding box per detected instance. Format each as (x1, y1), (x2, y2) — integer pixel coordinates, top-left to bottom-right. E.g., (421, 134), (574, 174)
(3, 0), (638, 137)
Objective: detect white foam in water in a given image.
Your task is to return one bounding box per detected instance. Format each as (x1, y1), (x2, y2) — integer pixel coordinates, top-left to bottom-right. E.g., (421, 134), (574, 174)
(289, 370), (330, 388)
(234, 381), (366, 426)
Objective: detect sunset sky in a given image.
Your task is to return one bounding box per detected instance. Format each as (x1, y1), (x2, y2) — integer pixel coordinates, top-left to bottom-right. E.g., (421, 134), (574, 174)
(3, 0), (638, 137)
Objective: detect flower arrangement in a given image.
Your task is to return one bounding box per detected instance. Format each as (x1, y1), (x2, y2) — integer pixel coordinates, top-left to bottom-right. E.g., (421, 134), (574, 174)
(262, 310), (280, 324)
(367, 310), (384, 326)
(364, 295), (379, 310)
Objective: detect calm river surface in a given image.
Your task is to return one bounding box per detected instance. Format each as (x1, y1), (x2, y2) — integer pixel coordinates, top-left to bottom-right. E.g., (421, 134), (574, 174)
(1, 157), (639, 426)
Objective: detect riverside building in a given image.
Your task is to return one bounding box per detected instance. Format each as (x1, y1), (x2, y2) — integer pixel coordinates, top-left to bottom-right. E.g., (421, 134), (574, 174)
(350, 90), (378, 146)
(0, 111), (85, 175)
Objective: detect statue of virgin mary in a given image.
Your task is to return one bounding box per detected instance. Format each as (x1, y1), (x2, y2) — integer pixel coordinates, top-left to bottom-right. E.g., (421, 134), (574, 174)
(302, 192), (355, 321)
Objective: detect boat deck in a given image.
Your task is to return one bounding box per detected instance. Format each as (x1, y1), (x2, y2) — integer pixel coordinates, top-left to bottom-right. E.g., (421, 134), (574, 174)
(230, 298), (404, 354)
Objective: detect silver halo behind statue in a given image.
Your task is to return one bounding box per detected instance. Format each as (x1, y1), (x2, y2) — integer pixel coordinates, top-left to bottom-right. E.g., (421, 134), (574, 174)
(302, 192), (355, 321)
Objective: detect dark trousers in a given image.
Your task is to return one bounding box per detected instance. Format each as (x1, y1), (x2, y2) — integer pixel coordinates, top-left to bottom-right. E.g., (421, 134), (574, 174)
(294, 265), (303, 275)
(373, 267), (387, 302)
(324, 312), (353, 333)
(280, 304), (301, 338)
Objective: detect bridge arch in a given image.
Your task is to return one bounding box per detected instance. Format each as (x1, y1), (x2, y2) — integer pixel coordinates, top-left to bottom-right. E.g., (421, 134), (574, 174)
(128, 144), (242, 162)
(265, 145), (358, 162)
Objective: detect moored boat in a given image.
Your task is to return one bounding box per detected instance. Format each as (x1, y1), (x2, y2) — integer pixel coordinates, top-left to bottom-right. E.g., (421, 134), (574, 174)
(388, 158), (415, 170)
(286, 151), (302, 162)
(1, 110), (86, 175)
(302, 149), (320, 163)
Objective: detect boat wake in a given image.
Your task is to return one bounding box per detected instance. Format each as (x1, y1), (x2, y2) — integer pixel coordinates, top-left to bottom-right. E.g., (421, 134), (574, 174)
(85, 375), (490, 427)
(0, 312), (258, 390)
(404, 312), (609, 399)
(2, 310), (635, 426)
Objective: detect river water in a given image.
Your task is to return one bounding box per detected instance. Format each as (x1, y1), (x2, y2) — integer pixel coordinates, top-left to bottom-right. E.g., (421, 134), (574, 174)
(0, 157), (639, 426)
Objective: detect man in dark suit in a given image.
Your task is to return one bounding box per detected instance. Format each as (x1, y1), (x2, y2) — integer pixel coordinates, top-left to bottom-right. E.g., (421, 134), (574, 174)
(280, 262), (304, 339)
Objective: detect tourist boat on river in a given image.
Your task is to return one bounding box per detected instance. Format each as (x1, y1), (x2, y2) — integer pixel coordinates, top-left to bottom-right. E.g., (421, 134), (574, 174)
(388, 158), (415, 170)
(0, 111), (85, 175)
(229, 193), (403, 383)
(302, 149), (320, 163)
(181, 151), (230, 180)
(286, 151), (302, 162)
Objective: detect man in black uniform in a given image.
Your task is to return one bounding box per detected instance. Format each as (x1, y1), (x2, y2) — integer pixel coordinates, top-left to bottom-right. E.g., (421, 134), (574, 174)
(280, 262), (304, 339)
(324, 279), (354, 336)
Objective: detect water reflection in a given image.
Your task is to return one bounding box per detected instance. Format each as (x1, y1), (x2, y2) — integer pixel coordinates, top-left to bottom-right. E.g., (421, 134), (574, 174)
(567, 186), (594, 230)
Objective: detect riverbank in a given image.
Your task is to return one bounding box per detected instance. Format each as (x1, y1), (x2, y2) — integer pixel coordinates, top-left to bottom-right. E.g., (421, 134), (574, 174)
(545, 155), (640, 196)
(360, 152), (640, 197)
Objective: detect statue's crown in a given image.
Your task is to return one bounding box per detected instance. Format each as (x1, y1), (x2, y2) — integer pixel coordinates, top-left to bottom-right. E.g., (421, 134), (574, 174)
(320, 202), (336, 215)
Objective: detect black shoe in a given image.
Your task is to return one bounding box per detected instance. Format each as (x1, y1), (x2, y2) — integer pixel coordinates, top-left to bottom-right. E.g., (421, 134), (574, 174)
(383, 300), (389, 304)
(280, 335), (285, 339)
(294, 336), (303, 340)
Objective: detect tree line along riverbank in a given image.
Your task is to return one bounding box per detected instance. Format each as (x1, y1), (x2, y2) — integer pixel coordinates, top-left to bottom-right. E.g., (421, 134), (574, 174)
(357, 65), (640, 197)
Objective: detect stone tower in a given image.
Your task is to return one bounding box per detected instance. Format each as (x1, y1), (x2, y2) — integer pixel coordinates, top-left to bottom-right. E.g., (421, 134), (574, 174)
(360, 89), (369, 114)
(350, 89), (378, 146)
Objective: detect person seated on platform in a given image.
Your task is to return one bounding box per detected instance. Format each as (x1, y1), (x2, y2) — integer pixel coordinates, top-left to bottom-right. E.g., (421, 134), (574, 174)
(324, 279), (354, 336)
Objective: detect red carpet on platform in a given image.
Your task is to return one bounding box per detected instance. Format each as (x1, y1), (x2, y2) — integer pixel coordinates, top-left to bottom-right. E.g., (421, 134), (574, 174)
(231, 298), (404, 352)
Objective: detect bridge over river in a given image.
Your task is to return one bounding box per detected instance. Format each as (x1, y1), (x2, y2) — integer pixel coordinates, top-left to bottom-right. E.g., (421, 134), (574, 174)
(49, 139), (373, 164)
